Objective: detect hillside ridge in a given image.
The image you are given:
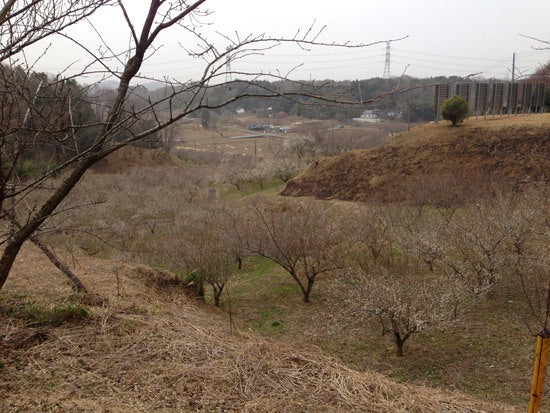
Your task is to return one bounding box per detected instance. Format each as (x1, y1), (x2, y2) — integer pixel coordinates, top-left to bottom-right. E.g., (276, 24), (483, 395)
(282, 114), (550, 203)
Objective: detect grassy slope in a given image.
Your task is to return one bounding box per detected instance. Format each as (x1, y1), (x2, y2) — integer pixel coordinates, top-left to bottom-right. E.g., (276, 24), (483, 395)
(0, 245), (519, 412)
(220, 256), (534, 408)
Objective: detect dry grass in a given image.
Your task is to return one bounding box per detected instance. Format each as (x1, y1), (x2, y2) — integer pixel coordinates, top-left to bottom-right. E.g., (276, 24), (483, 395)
(1, 245), (520, 412)
(282, 113), (550, 203)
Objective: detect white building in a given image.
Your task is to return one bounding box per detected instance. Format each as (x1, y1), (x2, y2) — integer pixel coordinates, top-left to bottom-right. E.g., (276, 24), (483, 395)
(353, 110), (381, 124)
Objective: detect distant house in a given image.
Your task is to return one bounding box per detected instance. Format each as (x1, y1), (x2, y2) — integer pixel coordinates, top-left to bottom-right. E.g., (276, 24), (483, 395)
(353, 110), (381, 124)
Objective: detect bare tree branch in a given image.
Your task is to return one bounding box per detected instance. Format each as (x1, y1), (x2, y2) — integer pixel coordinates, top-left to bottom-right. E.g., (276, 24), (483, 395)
(520, 33), (550, 50)
(0, 0), (410, 290)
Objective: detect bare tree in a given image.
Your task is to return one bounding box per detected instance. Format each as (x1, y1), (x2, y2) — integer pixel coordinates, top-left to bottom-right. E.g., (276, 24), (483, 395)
(261, 140), (313, 183)
(249, 198), (344, 303)
(0, 0), (110, 292)
(0, 0), (404, 291)
(394, 207), (447, 273)
(351, 250), (460, 357)
(497, 186), (550, 334)
(346, 206), (464, 357)
(440, 196), (518, 296)
(177, 202), (250, 306)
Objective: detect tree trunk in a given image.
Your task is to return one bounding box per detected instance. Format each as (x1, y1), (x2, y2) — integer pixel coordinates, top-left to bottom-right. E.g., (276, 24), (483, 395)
(289, 270), (309, 303)
(214, 290), (221, 306)
(394, 331), (406, 357)
(196, 279), (205, 298)
(395, 342), (404, 357)
(30, 235), (88, 293)
(302, 277), (315, 303)
(0, 239), (24, 290)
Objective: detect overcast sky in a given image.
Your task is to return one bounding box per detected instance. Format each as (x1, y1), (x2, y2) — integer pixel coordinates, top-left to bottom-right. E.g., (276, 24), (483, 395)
(22, 0), (550, 83)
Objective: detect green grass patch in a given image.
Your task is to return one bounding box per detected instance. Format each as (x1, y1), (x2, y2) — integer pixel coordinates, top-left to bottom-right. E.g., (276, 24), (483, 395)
(239, 255), (281, 276)
(213, 255), (535, 409)
(0, 294), (91, 327)
(25, 303), (91, 327)
(253, 308), (285, 334)
(218, 178), (287, 199)
(273, 284), (301, 297)
(232, 256), (282, 292)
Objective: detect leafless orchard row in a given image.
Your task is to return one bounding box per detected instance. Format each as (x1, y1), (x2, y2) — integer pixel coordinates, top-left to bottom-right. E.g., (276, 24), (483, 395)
(41, 159), (549, 357)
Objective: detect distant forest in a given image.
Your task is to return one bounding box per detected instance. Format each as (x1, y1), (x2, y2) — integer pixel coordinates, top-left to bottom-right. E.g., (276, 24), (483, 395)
(3, 61), (548, 165)
(128, 62), (549, 123)
(132, 75), (469, 123)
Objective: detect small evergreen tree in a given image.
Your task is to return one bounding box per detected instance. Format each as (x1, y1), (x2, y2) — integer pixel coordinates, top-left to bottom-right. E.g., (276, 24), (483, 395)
(441, 95), (470, 126)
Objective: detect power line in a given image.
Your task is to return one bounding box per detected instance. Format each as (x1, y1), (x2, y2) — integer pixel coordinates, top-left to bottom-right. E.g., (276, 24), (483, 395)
(392, 54), (501, 68)
(34, 43), (549, 82)
(263, 47), (387, 57)
(393, 47), (548, 61)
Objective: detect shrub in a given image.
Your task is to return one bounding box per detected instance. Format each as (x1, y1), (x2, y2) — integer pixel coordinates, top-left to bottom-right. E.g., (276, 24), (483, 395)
(441, 95), (470, 126)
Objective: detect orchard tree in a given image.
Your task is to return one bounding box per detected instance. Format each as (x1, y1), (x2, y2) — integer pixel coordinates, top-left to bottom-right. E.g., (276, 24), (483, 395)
(0, 0), (407, 291)
(249, 198), (345, 303)
(346, 206), (463, 357)
(268, 155), (308, 183)
(441, 95), (470, 126)
(178, 206), (239, 306)
(440, 196), (518, 296)
(157, 201), (250, 305)
(351, 247), (460, 357)
(489, 186), (550, 334)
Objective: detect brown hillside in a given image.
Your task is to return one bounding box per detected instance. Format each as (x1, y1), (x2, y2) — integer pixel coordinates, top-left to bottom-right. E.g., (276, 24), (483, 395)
(1, 245), (519, 412)
(282, 114), (550, 203)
